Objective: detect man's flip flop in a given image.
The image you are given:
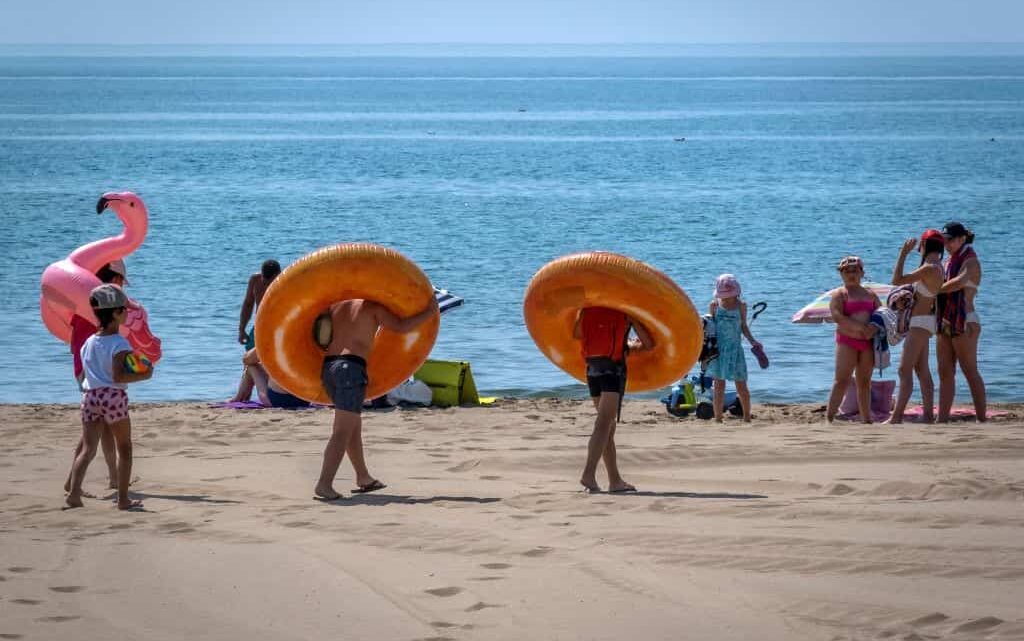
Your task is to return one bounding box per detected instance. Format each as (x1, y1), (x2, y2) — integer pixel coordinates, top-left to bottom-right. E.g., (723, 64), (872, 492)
(352, 480), (387, 494)
(313, 494), (345, 502)
(609, 485), (637, 494)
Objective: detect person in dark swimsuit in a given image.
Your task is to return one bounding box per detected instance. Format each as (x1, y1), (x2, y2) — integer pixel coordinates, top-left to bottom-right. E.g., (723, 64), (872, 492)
(573, 307), (654, 493)
(314, 297), (437, 501)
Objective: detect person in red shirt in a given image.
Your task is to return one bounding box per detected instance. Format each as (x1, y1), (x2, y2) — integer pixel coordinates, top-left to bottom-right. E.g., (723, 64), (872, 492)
(64, 259), (128, 496)
(573, 307), (654, 493)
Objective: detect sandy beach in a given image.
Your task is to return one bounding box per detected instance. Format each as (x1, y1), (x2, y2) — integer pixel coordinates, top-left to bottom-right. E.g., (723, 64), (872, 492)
(2, 399), (1023, 640)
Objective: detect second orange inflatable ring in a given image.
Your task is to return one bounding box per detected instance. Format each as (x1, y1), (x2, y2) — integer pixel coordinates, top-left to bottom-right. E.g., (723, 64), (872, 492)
(523, 251), (702, 392)
(255, 243), (439, 404)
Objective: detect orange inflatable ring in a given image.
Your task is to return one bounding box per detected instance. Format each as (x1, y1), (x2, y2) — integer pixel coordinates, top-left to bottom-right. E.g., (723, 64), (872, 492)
(523, 251), (702, 392)
(255, 243), (440, 404)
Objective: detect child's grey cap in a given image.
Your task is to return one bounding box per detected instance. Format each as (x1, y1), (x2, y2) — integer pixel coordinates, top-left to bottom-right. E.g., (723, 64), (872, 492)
(90, 283), (128, 309)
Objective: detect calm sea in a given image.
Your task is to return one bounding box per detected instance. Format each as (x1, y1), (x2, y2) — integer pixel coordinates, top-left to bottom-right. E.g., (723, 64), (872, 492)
(2, 45), (1021, 403)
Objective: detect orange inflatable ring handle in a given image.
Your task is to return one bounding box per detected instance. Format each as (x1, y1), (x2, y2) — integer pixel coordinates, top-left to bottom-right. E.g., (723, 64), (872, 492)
(255, 243), (440, 404)
(523, 251), (702, 392)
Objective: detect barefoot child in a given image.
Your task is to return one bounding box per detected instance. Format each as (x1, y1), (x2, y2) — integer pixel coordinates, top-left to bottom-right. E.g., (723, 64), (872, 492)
(66, 284), (152, 510)
(706, 274), (762, 423)
(314, 296), (438, 501)
(573, 307), (654, 493)
(65, 260), (129, 496)
(826, 256), (881, 424)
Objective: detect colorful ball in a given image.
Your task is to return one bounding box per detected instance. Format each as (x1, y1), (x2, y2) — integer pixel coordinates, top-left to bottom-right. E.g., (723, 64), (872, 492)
(125, 353), (152, 374)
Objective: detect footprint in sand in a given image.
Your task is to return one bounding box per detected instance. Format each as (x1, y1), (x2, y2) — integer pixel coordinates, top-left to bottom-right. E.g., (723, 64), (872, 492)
(11, 599), (42, 605)
(430, 622), (458, 629)
(48, 586), (84, 593)
(283, 521), (315, 528)
(424, 587), (464, 597)
(412, 637), (456, 641)
(465, 602), (503, 612)
(470, 576), (506, 581)
(480, 563), (512, 570)
(522, 546), (554, 558)
(0, 634), (25, 639)
(952, 617), (1003, 633)
(36, 616), (81, 623)
(907, 613), (948, 627)
(445, 459), (481, 473)
(7, 567), (33, 574)
(479, 476), (502, 481)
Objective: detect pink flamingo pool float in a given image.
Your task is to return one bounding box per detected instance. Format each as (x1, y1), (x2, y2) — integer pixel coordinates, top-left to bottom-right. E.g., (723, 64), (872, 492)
(40, 191), (162, 362)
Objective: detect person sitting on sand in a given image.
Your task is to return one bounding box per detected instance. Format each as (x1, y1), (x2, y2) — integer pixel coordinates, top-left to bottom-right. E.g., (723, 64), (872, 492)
(314, 297), (438, 501)
(231, 348), (310, 409)
(826, 256), (881, 424)
(238, 259), (281, 349)
(573, 307), (654, 493)
(887, 231), (945, 424)
(66, 284), (152, 510)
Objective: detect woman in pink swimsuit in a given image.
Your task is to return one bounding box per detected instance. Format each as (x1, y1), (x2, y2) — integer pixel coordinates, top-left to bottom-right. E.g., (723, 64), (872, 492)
(826, 256), (881, 423)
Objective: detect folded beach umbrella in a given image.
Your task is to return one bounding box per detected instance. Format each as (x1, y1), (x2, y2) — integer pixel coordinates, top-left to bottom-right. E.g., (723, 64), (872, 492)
(791, 281), (894, 324)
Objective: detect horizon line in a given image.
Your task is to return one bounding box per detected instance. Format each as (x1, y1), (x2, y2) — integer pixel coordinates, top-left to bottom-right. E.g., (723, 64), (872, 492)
(3, 41), (1024, 46)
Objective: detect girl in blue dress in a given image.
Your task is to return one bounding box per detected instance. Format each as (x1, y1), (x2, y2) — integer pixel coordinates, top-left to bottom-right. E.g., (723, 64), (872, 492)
(706, 274), (762, 422)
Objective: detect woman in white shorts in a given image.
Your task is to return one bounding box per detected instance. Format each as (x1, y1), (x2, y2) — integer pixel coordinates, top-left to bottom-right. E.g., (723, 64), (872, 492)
(888, 229), (946, 423)
(937, 221), (986, 422)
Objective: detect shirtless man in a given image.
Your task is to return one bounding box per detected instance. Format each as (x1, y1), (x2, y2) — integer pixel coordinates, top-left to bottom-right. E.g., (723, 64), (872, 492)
(314, 297), (438, 501)
(237, 259), (281, 348)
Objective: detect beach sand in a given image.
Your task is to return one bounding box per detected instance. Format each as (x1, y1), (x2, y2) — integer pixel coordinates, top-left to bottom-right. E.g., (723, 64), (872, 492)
(1, 399), (1023, 641)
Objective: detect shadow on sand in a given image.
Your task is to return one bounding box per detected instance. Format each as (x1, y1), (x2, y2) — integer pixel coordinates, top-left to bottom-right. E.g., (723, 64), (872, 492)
(128, 492), (243, 505)
(323, 494), (502, 507)
(617, 490), (768, 500)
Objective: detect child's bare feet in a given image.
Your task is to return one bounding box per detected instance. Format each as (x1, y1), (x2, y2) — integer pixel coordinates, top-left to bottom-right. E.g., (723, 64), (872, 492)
(65, 493), (84, 509)
(116, 499), (143, 510)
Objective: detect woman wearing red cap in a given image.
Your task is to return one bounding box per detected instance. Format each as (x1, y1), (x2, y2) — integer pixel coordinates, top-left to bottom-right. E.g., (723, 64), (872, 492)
(887, 230), (945, 423)
(936, 222), (986, 423)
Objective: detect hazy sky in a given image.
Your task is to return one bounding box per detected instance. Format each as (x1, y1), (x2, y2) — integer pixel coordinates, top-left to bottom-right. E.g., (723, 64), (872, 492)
(1, 0), (1022, 45)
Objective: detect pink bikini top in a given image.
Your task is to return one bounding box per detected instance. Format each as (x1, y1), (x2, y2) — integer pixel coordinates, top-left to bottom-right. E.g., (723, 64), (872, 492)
(843, 298), (876, 315)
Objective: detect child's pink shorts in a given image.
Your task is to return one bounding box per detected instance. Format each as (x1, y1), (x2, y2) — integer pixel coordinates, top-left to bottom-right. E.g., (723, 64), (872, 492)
(81, 387), (129, 424)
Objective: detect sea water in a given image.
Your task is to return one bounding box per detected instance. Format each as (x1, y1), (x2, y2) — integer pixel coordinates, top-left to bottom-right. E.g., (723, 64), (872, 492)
(2, 45), (1021, 403)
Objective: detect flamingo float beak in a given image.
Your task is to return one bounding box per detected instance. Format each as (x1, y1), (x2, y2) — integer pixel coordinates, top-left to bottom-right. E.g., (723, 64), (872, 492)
(96, 196), (112, 214)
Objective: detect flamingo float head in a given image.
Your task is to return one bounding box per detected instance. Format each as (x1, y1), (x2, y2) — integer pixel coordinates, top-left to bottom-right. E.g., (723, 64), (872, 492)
(97, 191), (148, 225)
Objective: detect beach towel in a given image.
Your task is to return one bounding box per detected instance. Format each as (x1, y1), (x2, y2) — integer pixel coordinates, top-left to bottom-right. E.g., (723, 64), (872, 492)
(884, 285), (914, 342)
(903, 406), (1008, 421)
(208, 400), (322, 410)
(938, 245), (976, 337)
(868, 311), (892, 373)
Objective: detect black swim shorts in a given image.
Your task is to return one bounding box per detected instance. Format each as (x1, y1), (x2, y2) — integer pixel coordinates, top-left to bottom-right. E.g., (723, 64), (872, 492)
(585, 357), (626, 398)
(321, 355), (368, 413)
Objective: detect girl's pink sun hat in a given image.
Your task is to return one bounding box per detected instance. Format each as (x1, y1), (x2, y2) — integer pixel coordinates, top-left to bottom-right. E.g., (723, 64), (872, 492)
(714, 273), (741, 299)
